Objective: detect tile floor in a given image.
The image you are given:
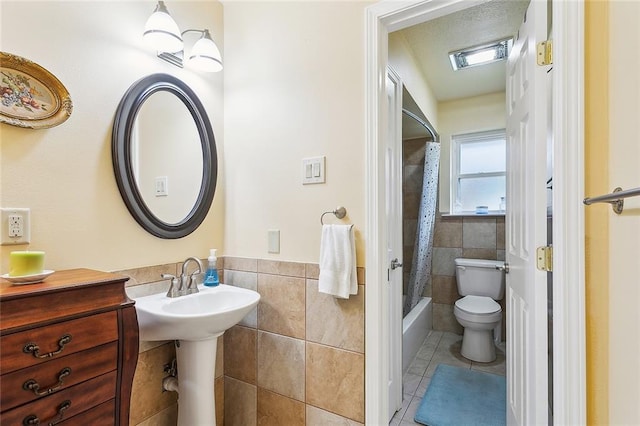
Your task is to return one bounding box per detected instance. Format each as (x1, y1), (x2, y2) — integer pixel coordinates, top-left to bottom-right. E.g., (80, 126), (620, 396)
(390, 331), (506, 425)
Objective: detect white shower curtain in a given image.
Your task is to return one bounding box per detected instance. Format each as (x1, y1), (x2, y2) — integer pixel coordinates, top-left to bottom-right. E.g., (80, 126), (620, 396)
(403, 142), (440, 317)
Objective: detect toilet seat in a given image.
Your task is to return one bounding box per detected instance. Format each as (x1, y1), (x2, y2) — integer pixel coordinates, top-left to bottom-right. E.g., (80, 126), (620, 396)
(455, 295), (501, 314)
(454, 295), (502, 324)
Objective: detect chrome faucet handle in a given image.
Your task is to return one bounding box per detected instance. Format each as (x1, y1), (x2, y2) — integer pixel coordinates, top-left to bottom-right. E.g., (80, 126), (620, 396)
(185, 272), (202, 295)
(181, 257), (204, 295)
(162, 274), (181, 298)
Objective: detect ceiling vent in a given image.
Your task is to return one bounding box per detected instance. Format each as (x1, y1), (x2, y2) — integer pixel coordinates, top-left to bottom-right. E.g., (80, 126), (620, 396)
(449, 38), (513, 71)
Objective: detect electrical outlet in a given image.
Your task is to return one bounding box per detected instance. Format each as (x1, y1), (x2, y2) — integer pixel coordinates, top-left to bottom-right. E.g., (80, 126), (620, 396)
(8, 214), (23, 237)
(1, 208), (31, 245)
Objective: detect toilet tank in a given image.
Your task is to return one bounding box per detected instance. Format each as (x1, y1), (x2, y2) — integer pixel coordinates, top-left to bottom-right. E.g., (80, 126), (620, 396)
(454, 258), (505, 299)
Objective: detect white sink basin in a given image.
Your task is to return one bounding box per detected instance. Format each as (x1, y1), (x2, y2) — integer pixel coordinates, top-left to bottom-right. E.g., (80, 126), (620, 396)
(133, 284), (260, 341)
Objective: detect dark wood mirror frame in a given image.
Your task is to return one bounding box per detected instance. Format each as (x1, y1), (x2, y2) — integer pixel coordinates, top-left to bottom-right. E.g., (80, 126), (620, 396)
(112, 73), (217, 239)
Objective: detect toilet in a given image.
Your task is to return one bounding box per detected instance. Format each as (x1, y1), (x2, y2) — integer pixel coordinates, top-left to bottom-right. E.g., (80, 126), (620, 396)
(453, 258), (506, 363)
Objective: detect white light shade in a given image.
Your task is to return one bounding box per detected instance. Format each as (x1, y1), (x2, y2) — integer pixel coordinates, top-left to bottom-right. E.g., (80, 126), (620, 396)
(187, 31), (223, 72)
(143, 1), (183, 53)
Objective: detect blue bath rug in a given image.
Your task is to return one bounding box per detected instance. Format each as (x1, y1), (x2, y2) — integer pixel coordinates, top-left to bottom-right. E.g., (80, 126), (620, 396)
(414, 364), (506, 426)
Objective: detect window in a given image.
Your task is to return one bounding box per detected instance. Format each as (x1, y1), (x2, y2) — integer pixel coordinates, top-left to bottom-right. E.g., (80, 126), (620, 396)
(451, 129), (506, 214)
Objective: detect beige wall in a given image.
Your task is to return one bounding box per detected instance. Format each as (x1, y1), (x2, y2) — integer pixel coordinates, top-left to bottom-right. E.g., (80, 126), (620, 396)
(222, 1), (371, 265)
(437, 92), (506, 213)
(608, 1), (640, 423)
(0, 1), (225, 273)
(388, 32), (439, 131)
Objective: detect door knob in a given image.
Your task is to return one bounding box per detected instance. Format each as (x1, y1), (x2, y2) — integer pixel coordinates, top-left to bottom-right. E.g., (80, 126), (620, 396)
(390, 258), (403, 270)
(495, 263), (510, 273)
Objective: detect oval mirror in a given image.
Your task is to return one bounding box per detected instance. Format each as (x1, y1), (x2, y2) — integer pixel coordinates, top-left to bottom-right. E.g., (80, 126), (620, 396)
(112, 74), (217, 239)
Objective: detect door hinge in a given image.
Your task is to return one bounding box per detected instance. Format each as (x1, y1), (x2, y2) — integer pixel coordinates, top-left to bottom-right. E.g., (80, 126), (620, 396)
(536, 246), (553, 272)
(537, 40), (553, 66)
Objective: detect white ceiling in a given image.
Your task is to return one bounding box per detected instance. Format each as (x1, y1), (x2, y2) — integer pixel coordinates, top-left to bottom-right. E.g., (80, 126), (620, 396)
(397, 0), (530, 103)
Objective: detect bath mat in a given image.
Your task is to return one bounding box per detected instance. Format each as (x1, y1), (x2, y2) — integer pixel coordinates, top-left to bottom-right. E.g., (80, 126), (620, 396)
(414, 364), (506, 426)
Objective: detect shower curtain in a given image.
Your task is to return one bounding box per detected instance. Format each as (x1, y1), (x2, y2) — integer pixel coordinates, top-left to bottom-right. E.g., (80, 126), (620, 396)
(403, 141), (440, 317)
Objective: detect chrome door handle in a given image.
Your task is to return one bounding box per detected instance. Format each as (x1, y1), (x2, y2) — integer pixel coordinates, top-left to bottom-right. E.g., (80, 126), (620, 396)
(390, 258), (403, 270)
(496, 263), (510, 274)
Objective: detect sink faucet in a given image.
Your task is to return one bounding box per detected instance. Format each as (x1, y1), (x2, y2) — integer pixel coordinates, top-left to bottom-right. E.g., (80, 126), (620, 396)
(181, 257), (203, 295)
(161, 257), (203, 298)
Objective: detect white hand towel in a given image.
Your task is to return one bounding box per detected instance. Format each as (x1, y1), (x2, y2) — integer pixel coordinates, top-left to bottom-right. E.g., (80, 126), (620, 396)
(318, 224), (357, 299)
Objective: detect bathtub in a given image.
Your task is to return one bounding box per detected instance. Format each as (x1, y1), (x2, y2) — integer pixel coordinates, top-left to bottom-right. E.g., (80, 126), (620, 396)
(402, 296), (433, 374)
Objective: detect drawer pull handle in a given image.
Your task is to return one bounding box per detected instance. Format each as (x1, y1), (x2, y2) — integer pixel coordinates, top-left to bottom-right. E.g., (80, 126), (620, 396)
(22, 399), (71, 426)
(23, 334), (72, 359)
(23, 367), (72, 396)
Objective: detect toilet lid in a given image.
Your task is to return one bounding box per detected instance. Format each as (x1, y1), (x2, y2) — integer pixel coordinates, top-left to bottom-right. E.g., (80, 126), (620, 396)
(455, 295), (501, 314)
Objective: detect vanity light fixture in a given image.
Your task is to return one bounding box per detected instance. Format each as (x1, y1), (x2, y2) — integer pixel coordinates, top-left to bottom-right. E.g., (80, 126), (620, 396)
(449, 38), (513, 71)
(143, 1), (223, 73)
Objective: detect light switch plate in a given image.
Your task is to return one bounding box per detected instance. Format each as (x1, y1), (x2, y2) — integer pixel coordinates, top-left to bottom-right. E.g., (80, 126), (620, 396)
(268, 229), (280, 253)
(1, 208), (31, 245)
(302, 156), (325, 184)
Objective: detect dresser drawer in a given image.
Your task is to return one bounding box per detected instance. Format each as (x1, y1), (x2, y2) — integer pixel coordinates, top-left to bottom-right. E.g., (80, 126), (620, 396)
(1, 342), (117, 411)
(0, 371), (116, 425)
(61, 399), (115, 425)
(0, 311), (118, 375)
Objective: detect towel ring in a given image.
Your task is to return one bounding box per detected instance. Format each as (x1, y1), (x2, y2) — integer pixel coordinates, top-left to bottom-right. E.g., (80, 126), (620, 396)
(320, 206), (347, 225)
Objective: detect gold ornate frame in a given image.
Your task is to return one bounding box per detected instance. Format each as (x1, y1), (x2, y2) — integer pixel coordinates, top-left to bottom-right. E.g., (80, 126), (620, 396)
(0, 52), (72, 129)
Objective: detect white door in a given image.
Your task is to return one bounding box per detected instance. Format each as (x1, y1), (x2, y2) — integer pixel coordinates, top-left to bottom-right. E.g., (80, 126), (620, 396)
(505, 1), (550, 424)
(386, 68), (403, 421)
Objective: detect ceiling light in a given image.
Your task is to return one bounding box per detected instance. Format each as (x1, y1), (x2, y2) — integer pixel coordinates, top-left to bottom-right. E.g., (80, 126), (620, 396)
(143, 1), (223, 73)
(449, 38), (513, 71)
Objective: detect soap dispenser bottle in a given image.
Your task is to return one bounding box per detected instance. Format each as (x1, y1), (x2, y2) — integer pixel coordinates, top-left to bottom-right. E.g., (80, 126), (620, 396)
(204, 249), (219, 287)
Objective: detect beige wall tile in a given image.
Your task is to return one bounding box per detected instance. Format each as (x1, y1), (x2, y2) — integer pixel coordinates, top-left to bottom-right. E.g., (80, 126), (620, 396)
(215, 335), (224, 378)
(134, 404), (177, 426)
(433, 219), (463, 248)
(257, 387), (305, 426)
(433, 303), (463, 334)
(306, 280), (364, 353)
(305, 263), (320, 279)
(497, 250), (505, 261)
(224, 270), (258, 328)
(116, 263), (178, 287)
(224, 377), (257, 426)
(130, 343), (178, 425)
(224, 325), (256, 384)
(432, 247), (463, 276)
(496, 220), (505, 250)
(258, 259), (306, 277)
(224, 256), (258, 272)
(257, 331), (305, 402)
(306, 405), (364, 425)
(403, 219), (418, 247)
(432, 275), (459, 305)
(403, 138), (428, 165)
(462, 217), (497, 249)
(462, 248), (497, 260)
(215, 376), (224, 426)
(257, 274), (305, 338)
(404, 165), (425, 194)
(403, 193), (421, 220)
(306, 343), (364, 423)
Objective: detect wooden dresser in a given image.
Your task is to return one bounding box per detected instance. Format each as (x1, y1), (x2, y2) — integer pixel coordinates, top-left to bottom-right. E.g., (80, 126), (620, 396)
(0, 269), (138, 425)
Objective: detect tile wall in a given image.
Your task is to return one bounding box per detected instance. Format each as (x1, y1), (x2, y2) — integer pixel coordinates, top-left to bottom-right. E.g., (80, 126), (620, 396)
(222, 257), (366, 425)
(402, 137), (506, 335)
(116, 257), (365, 425)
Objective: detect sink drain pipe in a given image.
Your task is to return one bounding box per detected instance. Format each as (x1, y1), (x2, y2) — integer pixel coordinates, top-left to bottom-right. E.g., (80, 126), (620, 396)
(163, 375), (179, 393)
(162, 358), (179, 393)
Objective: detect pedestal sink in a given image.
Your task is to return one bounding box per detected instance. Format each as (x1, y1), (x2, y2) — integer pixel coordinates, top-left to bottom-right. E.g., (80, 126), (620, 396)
(132, 284), (260, 426)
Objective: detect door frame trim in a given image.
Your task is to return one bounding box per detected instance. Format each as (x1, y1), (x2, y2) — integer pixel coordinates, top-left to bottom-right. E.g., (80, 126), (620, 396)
(364, 1), (586, 424)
